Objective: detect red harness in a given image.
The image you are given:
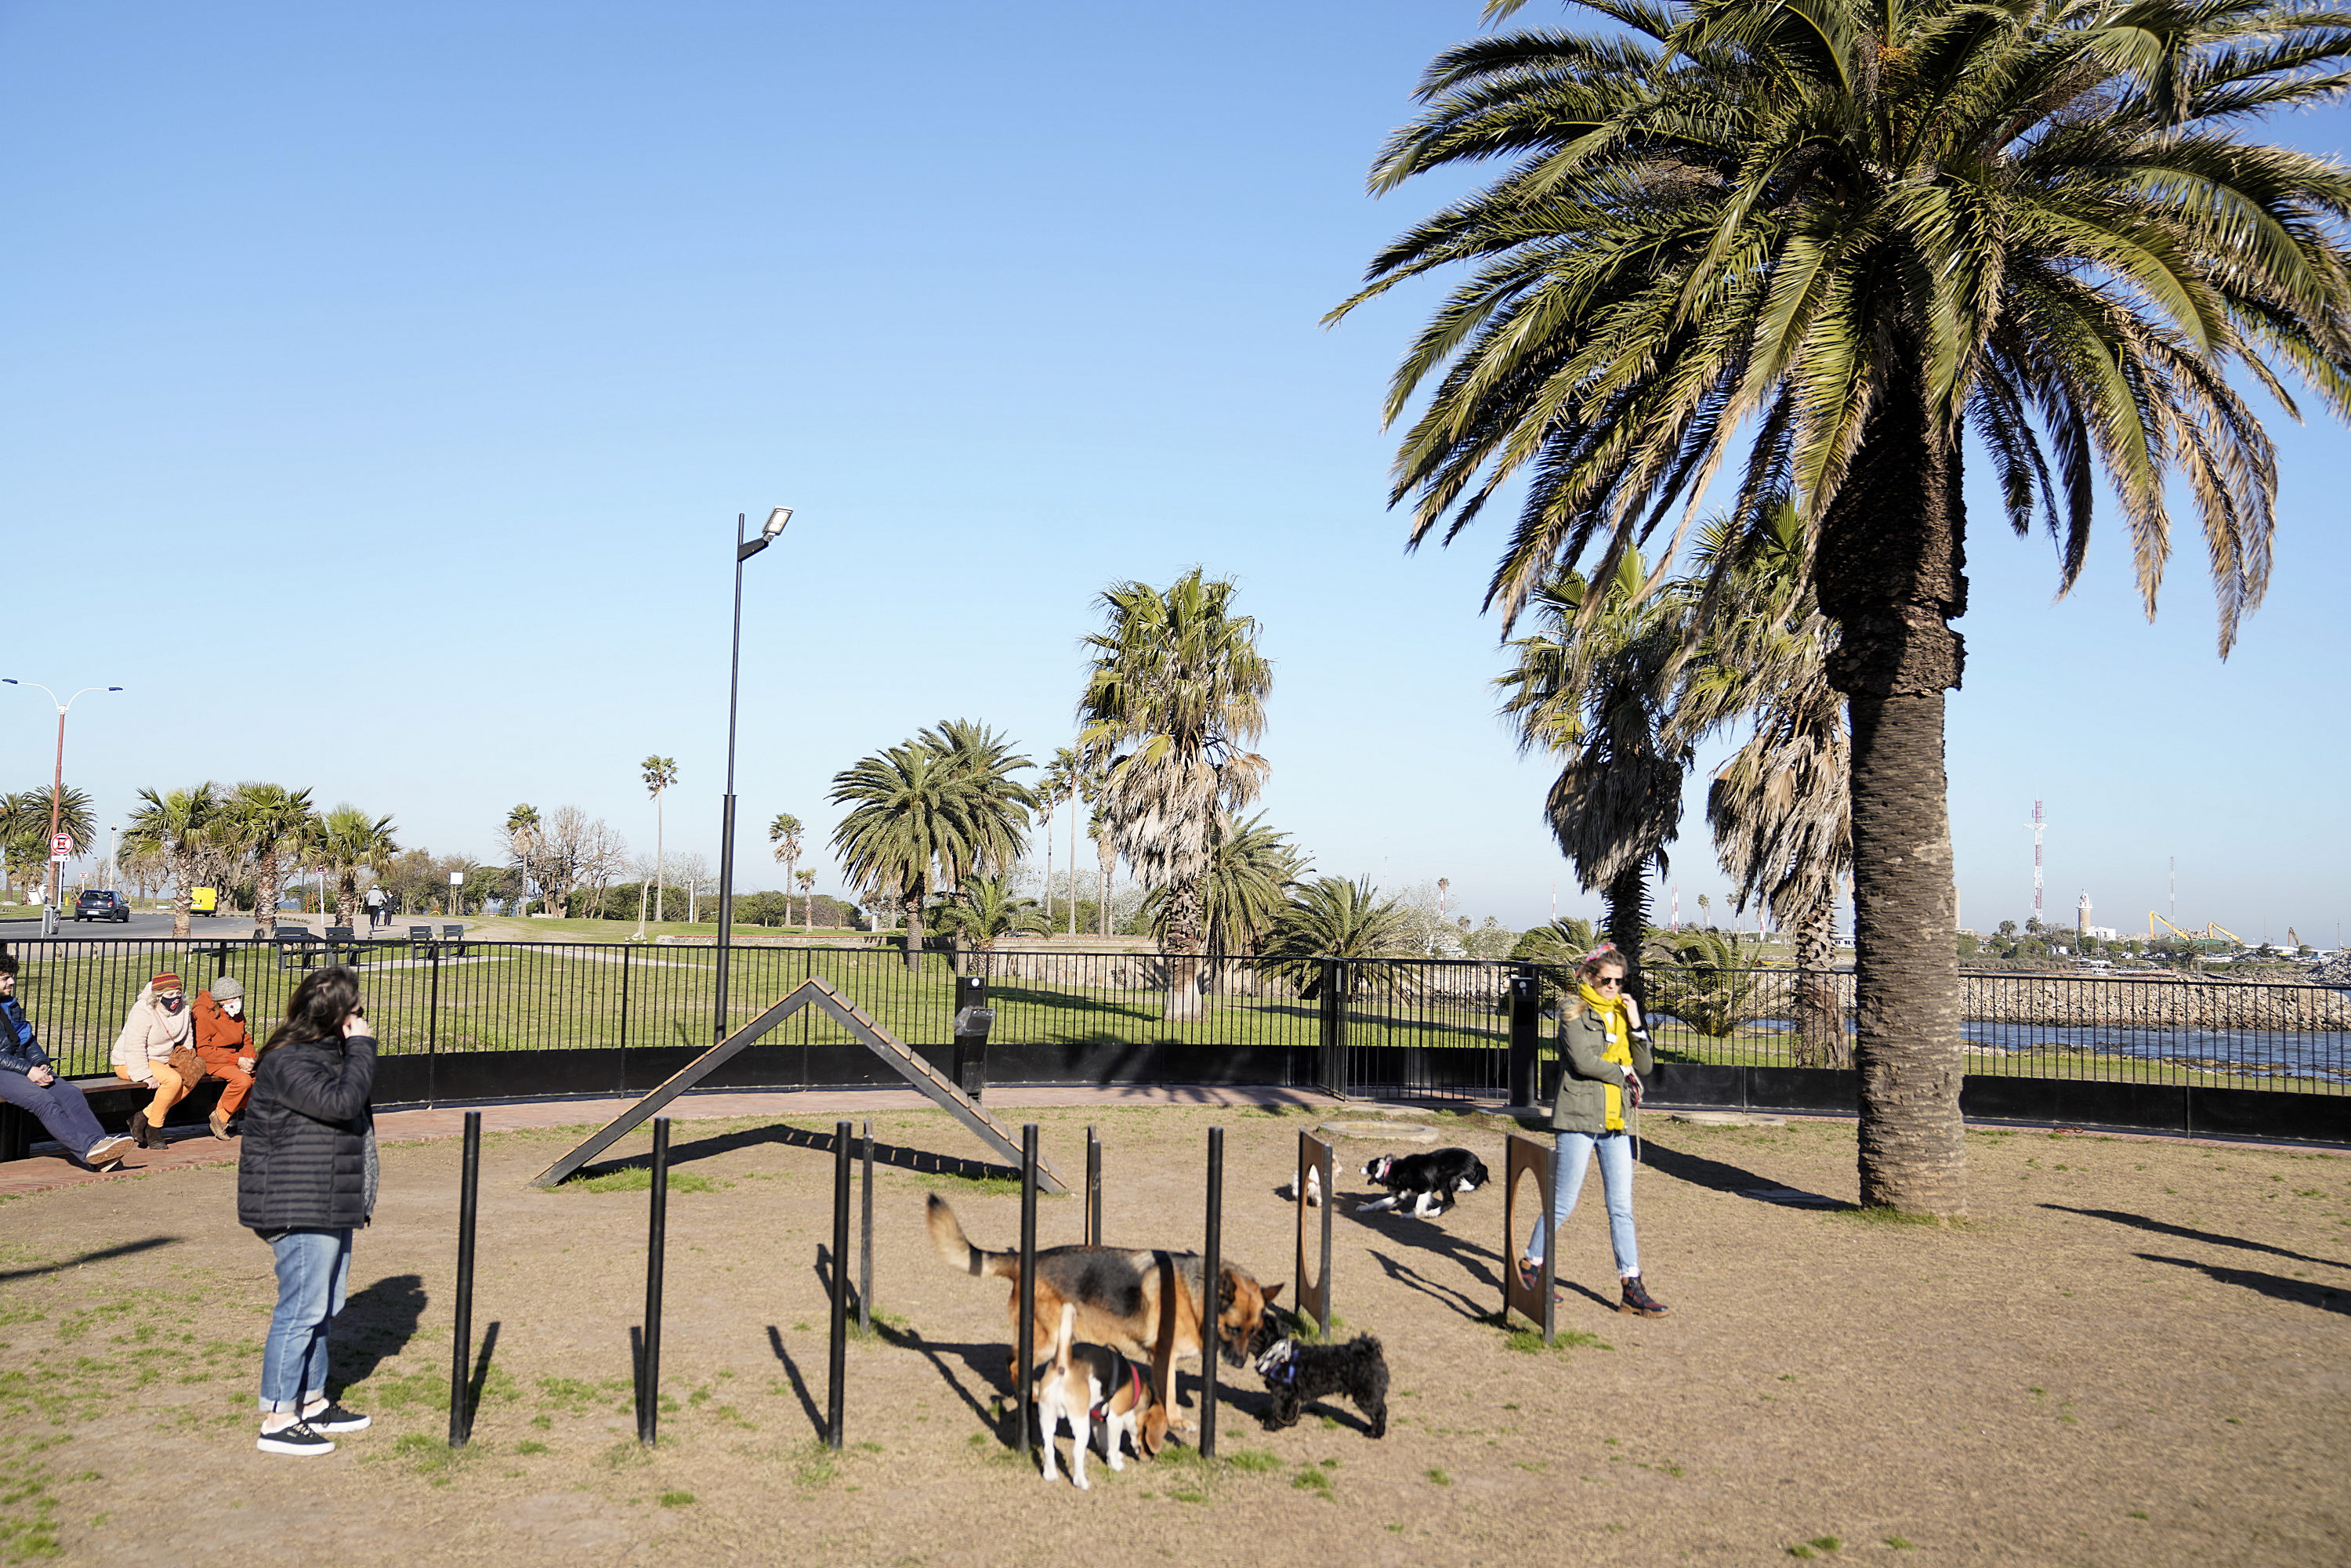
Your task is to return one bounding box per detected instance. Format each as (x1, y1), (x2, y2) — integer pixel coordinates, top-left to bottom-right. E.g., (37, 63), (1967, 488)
(1090, 1358), (1146, 1421)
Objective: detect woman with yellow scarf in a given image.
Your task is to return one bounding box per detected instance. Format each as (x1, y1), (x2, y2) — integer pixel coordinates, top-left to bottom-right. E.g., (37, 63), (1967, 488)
(1516, 949), (1670, 1317)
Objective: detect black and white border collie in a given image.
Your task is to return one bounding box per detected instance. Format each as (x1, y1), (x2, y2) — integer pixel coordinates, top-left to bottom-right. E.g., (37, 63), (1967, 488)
(1357, 1148), (1491, 1218)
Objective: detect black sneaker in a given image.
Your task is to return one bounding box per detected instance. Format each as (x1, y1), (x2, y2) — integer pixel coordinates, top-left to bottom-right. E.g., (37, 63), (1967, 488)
(302, 1400), (370, 1433)
(256, 1420), (335, 1457)
(1618, 1275), (1671, 1318)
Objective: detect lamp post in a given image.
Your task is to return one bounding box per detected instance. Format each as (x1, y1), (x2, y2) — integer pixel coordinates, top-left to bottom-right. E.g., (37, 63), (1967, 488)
(713, 506), (792, 1041)
(3, 680), (123, 936)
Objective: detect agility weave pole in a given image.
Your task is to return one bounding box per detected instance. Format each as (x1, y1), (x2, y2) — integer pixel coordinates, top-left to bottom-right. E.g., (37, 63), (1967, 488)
(531, 975), (1069, 1192)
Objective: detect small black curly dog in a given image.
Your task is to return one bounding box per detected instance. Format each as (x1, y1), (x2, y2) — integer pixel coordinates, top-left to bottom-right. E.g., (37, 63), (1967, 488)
(1254, 1334), (1389, 1439)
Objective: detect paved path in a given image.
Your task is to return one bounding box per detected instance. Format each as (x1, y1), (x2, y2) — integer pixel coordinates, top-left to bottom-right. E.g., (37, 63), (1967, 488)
(0, 1083), (1346, 1199)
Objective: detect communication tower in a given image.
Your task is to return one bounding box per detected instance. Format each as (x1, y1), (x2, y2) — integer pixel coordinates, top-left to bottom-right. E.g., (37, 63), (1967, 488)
(2077, 890), (2092, 935)
(2028, 801), (2046, 925)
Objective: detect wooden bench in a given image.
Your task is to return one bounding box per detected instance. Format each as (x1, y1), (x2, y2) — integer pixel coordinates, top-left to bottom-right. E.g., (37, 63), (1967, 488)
(0, 1073), (229, 1162)
(441, 924), (469, 958)
(273, 925), (324, 972)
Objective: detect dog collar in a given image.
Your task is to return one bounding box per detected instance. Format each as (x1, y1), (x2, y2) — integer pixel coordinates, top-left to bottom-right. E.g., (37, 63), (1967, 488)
(1091, 1359), (1144, 1421)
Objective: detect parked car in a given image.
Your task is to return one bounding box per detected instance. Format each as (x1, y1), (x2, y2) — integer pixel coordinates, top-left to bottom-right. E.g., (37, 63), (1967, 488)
(74, 889), (130, 923)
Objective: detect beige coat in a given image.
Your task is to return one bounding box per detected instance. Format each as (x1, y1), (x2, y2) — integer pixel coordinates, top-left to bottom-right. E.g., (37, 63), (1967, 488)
(110, 986), (194, 1081)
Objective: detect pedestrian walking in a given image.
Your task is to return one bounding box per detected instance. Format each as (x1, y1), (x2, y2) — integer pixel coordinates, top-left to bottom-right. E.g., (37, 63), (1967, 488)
(364, 885), (386, 931)
(0, 955), (135, 1170)
(238, 965), (378, 1457)
(110, 973), (197, 1148)
(193, 976), (256, 1139)
(1516, 947), (1671, 1318)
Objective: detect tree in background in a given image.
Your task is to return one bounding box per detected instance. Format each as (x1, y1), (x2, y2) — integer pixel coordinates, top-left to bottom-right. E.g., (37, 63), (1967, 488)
(794, 867), (817, 927)
(1344, 0), (2351, 1215)
(831, 723), (1034, 970)
(1079, 570), (1271, 1019)
(931, 874), (1050, 957)
(1262, 875), (1417, 1000)
(641, 756), (678, 924)
(121, 784), (225, 936)
(1495, 552), (1687, 991)
(504, 805), (541, 917)
(1143, 812), (1305, 962)
(1035, 751), (1074, 926)
(2, 787), (95, 896)
(769, 811), (803, 928)
(222, 782), (317, 932)
(316, 806), (399, 929)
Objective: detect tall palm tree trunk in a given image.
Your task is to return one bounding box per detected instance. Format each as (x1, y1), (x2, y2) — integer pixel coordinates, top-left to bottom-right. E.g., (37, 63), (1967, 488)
(900, 890), (925, 971)
(1791, 900), (1847, 1070)
(1602, 867), (1647, 997)
(171, 856), (195, 938)
(1095, 829), (1115, 938)
(1819, 353), (1968, 1216)
(1161, 877), (1205, 1021)
(255, 848), (282, 936)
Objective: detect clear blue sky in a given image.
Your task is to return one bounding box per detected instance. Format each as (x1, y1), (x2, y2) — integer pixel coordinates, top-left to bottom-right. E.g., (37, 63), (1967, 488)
(3, 1), (2344, 943)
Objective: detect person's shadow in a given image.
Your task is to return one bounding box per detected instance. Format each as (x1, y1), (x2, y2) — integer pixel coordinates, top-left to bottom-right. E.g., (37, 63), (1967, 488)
(329, 1274), (428, 1393)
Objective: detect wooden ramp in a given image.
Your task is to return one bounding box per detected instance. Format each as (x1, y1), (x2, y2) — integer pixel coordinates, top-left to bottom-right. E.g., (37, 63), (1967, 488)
(531, 976), (1069, 1192)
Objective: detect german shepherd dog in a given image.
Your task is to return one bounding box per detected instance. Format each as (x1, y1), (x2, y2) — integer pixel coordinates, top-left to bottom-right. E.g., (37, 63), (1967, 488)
(926, 1193), (1281, 1432)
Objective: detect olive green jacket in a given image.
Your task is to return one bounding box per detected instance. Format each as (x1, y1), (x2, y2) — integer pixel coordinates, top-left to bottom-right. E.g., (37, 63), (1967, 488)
(1548, 1006), (1654, 1135)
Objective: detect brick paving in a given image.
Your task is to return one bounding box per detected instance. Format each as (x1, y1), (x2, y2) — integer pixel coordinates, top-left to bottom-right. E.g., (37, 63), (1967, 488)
(0, 1082), (1346, 1199)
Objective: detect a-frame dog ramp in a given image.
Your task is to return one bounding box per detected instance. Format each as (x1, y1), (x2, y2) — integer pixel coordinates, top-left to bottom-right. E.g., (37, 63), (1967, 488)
(532, 975), (1069, 1191)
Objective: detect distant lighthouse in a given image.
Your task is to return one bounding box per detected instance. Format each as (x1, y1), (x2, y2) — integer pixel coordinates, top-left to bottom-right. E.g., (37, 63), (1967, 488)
(2077, 890), (2092, 935)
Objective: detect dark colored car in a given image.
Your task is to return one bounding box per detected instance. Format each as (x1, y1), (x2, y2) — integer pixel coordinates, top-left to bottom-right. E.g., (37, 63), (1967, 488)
(74, 890), (130, 923)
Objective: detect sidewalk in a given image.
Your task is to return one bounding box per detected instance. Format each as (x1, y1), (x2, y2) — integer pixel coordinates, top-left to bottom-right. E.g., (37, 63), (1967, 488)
(0, 1082), (1345, 1199)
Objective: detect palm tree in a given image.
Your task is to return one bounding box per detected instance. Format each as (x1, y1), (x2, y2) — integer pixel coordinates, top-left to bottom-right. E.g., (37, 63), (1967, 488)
(829, 725), (1034, 970)
(502, 804), (541, 916)
(1261, 875), (1418, 1001)
(1339, 0), (2351, 1215)
(768, 810), (804, 928)
(1669, 510), (1851, 1065)
(2, 788), (95, 896)
(641, 756), (678, 924)
(931, 874), (1051, 958)
(795, 867), (817, 927)
(121, 784), (224, 936)
(1494, 549), (1688, 992)
(317, 806), (399, 929)
(1139, 811), (1306, 961)
(1036, 751), (1075, 925)
(1078, 570), (1273, 1019)
(221, 783), (317, 935)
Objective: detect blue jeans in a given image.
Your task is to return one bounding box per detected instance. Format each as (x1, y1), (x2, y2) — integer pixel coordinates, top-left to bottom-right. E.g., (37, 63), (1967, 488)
(1524, 1130), (1640, 1278)
(259, 1229), (352, 1413)
(0, 1070), (108, 1161)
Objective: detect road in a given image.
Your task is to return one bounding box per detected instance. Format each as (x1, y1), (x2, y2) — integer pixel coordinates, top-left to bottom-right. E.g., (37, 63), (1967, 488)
(0, 911), (267, 941)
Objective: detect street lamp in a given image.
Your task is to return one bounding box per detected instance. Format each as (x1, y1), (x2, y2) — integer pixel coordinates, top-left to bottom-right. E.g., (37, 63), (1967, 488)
(3, 679), (124, 935)
(713, 506), (792, 1041)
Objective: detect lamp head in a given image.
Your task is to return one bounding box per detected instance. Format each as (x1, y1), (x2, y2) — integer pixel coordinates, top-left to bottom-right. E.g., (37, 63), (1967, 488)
(762, 506), (793, 540)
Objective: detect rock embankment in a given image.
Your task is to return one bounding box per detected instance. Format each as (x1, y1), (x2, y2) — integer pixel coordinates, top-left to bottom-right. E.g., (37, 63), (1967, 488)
(2307, 951), (2351, 990)
(1959, 973), (2350, 1031)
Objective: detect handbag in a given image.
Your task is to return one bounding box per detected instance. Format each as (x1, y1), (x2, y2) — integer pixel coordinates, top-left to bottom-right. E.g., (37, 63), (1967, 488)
(168, 1045), (204, 1085)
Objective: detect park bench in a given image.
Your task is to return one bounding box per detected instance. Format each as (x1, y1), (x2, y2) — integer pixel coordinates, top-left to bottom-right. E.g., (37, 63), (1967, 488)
(273, 924), (324, 972)
(441, 924), (468, 958)
(0, 1073), (227, 1163)
(322, 927), (368, 965)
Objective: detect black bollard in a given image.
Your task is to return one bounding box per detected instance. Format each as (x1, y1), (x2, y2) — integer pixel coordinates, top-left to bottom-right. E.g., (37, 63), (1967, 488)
(860, 1118), (874, 1336)
(1016, 1122), (1039, 1455)
(447, 1110), (481, 1447)
(1201, 1124), (1223, 1458)
(639, 1117), (669, 1446)
(1085, 1124), (1102, 1245)
(828, 1120), (851, 1449)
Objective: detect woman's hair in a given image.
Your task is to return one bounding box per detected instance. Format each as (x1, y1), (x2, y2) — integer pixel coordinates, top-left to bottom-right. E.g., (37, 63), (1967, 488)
(259, 966), (362, 1057)
(1578, 947), (1626, 981)
(0, 954), (16, 978)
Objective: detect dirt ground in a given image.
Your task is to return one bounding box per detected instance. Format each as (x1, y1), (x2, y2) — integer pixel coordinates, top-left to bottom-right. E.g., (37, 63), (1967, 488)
(2, 1103), (2346, 1567)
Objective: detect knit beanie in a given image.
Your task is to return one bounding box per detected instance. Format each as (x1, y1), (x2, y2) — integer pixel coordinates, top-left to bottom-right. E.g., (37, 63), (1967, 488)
(150, 972), (183, 992)
(209, 976), (243, 1001)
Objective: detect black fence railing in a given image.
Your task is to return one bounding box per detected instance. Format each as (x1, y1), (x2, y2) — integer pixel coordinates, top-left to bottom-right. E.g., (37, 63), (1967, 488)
(5, 936), (2346, 1098)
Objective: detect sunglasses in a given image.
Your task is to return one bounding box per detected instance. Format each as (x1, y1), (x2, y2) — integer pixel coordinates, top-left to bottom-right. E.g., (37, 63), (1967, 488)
(1592, 975), (1625, 988)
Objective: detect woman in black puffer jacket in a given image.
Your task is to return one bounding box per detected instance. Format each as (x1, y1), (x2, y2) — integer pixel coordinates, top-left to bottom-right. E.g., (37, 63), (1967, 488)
(237, 966), (379, 1458)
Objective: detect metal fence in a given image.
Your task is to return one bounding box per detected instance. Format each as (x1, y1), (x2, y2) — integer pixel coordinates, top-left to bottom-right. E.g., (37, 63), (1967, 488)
(5, 935), (2345, 1097)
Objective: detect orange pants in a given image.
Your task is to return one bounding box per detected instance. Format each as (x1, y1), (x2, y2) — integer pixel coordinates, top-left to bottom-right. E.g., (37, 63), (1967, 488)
(201, 1058), (255, 1116)
(114, 1062), (191, 1128)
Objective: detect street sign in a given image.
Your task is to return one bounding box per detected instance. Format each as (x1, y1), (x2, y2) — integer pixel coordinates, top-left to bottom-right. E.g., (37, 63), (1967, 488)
(449, 871), (465, 885)
(50, 832), (71, 858)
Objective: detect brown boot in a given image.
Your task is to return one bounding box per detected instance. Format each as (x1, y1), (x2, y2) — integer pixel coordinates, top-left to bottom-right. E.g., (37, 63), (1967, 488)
(126, 1114), (151, 1150)
(208, 1108), (233, 1140)
(1619, 1275), (1670, 1317)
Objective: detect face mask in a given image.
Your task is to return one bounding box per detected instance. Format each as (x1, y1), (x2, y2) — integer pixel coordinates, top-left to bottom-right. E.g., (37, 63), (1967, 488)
(222, 999), (243, 1018)
(161, 995), (184, 1012)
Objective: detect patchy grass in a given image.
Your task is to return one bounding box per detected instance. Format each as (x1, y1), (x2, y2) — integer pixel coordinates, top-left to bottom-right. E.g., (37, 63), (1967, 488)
(562, 1167), (730, 1195)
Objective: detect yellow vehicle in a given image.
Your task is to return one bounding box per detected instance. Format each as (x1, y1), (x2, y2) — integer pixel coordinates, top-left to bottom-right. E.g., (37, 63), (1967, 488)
(191, 886), (219, 916)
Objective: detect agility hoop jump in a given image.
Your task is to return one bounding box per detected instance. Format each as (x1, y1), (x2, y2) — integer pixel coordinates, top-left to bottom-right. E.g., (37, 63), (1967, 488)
(531, 975), (1070, 1193)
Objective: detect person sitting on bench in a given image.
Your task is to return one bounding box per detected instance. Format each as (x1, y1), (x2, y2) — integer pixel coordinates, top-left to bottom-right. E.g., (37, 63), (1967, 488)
(194, 976), (257, 1141)
(112, 973), (196, 1150)
(0, 955), (135, 1171)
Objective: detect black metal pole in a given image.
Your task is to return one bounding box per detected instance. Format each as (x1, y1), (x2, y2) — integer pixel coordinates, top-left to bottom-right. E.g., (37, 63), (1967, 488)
(639, 1117), (669, 1446)
(1318, 1137), (1334, 1340)
(1085, 1124), (1101, 1245)
(1201, 1125), (1223, 1458)
(827, 1119), (850, 1449)
(714, 512), (747, 1043)
(859, 1118), (874, 1335)
(447, 1110), (480, 1447)
(1016, 1122), (1038, 1455)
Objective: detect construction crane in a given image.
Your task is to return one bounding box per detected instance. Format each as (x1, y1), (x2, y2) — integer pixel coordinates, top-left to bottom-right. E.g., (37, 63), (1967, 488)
(2147, 912), (2244, 947)
(2288, 926), (2302, 950)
